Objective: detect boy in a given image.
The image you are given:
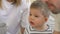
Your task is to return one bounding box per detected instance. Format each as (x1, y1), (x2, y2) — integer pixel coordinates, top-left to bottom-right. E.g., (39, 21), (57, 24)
(24, 1), (54, 34)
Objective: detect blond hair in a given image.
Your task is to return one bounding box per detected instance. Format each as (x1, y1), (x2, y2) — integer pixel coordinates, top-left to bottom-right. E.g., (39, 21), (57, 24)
(0, 0), (21, 8)
(0, 0), (2, 8)
(13, 0), (21, 6)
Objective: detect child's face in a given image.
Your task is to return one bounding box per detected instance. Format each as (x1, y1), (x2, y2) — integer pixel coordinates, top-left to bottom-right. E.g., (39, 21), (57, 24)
(29, 8), (47, 28)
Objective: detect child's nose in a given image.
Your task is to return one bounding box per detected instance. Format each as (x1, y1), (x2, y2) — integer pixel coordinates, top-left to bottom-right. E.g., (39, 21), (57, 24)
(30, 16), (35, 20)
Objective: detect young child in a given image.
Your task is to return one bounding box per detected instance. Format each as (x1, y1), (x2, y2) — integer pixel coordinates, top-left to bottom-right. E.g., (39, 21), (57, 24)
(29, 1), (50, 31)
(24, 1), (54, 34)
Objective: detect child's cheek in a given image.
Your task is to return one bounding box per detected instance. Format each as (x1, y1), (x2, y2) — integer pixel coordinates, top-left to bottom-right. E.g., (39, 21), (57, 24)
(34, 19), (40, 25)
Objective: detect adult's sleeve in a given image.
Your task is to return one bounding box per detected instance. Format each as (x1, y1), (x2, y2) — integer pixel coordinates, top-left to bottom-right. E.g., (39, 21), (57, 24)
(20, 0), (30, 28)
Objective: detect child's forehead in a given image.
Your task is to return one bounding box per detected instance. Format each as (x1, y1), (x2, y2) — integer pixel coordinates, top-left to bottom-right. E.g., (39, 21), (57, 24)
(30, 8), (43, 13)
(30, 9), (44, 16)
(30, 8), (41, 13)
(30, 8), (42, 11)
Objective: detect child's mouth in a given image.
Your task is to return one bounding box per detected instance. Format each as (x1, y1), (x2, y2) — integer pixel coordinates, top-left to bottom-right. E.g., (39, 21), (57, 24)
(30, 21), (35, 25)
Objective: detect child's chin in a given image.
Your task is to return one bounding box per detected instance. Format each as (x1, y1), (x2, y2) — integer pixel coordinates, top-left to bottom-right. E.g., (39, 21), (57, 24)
(30, 24), (35, 27)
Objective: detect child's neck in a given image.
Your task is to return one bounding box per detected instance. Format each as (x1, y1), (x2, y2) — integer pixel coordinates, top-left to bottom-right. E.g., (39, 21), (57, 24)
(34, 24), (48, 31)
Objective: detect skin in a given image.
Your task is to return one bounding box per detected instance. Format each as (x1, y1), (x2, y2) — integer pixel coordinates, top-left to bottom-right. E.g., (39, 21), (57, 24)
(21, 27), (25, 34)
(29, 8), (48, 31)
(42, 0), (60, 14)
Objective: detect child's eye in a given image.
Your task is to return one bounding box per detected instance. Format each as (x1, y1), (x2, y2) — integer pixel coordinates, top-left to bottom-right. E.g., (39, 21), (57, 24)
(35, 16), (39, 17)
(30, 14), (32, 16)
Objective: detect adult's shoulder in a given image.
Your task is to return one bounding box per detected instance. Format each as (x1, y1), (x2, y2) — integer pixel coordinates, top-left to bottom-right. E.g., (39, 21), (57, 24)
(19, 0), (30, 10)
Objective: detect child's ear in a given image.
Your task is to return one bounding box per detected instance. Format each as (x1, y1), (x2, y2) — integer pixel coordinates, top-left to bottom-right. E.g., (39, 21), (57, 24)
(45, 17), (48, 22)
